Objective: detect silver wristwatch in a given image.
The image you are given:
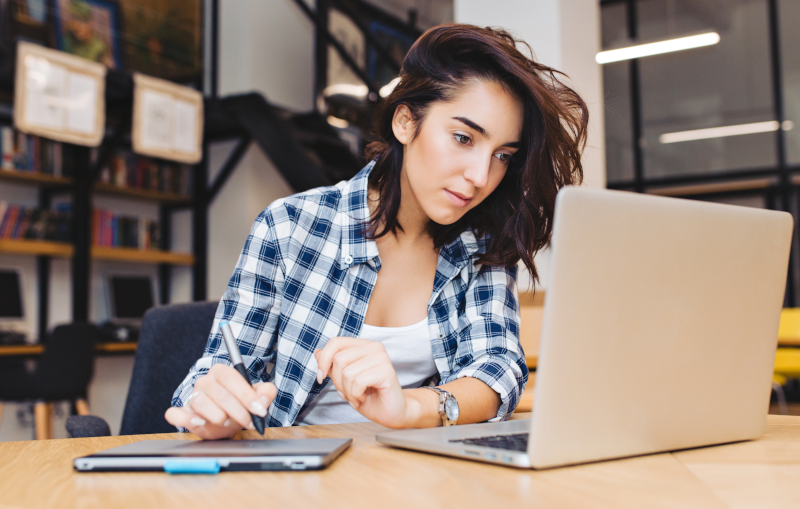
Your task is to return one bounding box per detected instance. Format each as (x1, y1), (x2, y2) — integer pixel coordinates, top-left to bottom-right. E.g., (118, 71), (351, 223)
(423, 386), (459, 426)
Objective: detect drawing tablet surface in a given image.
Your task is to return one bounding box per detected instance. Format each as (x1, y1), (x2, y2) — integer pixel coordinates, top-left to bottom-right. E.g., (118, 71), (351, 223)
(74, 438), (352, 472)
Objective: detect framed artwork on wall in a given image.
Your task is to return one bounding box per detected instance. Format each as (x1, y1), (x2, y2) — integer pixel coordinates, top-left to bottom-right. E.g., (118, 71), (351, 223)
(131, 73), (203, 164)
(53, 0), (123, 69)
(14, 41), (107, 146)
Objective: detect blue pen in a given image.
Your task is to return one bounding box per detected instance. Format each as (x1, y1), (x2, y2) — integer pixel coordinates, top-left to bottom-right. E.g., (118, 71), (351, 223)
(219, 320), (266, 435)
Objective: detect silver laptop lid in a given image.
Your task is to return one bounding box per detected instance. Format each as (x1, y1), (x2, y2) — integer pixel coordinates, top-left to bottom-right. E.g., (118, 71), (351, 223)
(529, 187), (793, 469)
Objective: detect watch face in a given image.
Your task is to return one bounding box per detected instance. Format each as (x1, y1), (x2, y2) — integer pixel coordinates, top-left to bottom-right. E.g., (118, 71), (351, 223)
(445, 396), (459, 422)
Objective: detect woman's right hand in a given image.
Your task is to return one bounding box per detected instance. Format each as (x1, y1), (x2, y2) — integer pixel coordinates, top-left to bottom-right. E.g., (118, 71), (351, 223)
(164, 364), (277, 440)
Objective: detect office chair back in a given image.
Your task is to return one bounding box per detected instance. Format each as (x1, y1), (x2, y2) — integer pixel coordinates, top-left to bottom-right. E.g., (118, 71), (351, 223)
(34, 323), (98, 400)
(119, 301), (217, 435)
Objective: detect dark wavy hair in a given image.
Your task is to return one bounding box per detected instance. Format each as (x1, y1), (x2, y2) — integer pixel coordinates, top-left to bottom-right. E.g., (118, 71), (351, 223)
(365, 23), (588, 283)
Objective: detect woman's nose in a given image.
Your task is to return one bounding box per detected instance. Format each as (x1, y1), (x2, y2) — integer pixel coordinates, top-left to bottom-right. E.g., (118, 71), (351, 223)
(463, 156), (492, 188)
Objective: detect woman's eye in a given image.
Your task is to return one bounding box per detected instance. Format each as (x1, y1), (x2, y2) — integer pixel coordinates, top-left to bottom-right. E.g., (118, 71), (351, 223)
(454, 134), (471, 145)
(496, 153), (511, 163)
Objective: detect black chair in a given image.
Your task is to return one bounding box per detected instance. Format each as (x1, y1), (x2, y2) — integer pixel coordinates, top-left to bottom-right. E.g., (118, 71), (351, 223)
(0, 323), (99, 439)
(66, 301), (217, 438)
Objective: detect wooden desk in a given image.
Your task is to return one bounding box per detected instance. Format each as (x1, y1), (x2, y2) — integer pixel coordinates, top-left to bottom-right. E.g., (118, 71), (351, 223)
(0, 342), (137, 357)
(1, 414), (798, 508)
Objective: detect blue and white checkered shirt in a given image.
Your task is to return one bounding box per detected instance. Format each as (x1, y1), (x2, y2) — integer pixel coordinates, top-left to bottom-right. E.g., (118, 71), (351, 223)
(172, 161), (529, 427)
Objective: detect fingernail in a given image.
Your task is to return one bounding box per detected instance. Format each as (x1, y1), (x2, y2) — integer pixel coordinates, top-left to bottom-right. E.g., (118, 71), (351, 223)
(223, 419), (231, 427)
(316, 369), (323, 384)
(247, 421), (255, 430)
(251, 400), (267, 417)
(337, 390), (346, 400)
(349, 401), (357, 410)
(190, 417), (206, 426)
(260, 396), (269, 407)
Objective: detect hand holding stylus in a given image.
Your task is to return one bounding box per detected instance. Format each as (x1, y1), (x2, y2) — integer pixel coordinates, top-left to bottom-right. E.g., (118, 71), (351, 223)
(164, 321), (276, 440)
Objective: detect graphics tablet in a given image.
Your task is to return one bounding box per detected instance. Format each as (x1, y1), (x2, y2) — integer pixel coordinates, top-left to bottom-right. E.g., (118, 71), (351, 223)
(74, 438), (352, 472)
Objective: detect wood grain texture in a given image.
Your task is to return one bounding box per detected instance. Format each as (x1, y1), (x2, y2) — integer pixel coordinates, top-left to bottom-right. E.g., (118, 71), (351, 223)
(674, 415), (800, 509)
(5, 413), (796, 508)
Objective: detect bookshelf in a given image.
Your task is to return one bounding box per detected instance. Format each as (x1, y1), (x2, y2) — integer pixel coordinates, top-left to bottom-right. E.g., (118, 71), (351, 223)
(0, 66), (203, 342)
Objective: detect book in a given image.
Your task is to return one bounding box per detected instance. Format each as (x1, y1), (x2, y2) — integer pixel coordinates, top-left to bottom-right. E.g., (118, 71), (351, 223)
(1, 127), (14, 170)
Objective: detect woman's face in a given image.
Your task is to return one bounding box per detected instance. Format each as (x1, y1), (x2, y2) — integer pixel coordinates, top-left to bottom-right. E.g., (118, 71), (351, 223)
(393, 79), (523, 226)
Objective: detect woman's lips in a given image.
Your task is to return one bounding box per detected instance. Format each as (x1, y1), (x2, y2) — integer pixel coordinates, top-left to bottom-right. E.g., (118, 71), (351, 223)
(445, 189), (473, 207)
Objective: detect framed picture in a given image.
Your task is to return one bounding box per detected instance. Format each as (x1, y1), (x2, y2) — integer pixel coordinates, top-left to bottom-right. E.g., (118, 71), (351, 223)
(14, 41), (107, 146)
(119, 0), (203, 81)
(131, 73), (203, 164)
(53, 0), (123, 70)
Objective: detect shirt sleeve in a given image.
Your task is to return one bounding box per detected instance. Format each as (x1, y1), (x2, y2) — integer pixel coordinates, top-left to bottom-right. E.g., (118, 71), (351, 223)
(171, 206), (286, 413)
(443, 263), (529, 422)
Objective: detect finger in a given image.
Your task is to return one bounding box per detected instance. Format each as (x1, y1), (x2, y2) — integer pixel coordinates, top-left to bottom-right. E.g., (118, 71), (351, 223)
(204, 381), (258, 428)
(341, 356), (386, 405)
(349, 366), (394, 406)
(254, 382), (277, 407)
(316, 337), (369, 383)
(187, 389), (229, 426)
(166, 407), (247, 440)
(329, 346), (373, 394)
(216, 365), (269, 418)
(165, 406), (206, 429)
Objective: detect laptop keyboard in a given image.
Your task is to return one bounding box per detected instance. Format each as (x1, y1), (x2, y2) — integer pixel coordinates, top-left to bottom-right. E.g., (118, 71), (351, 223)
(450, 433), (529, 452)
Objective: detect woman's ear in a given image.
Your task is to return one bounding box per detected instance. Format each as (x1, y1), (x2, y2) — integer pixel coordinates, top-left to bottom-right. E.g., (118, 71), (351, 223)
(391, 104), (415, 145)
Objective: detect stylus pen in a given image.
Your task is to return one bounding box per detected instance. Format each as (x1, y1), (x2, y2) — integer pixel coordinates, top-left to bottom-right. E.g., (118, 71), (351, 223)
(218, 320), (266, 435)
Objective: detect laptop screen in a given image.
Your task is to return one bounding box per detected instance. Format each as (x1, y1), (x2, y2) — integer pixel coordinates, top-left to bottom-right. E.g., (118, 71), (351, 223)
(110, 276), (154, 320)
(0, 270), (23, 318)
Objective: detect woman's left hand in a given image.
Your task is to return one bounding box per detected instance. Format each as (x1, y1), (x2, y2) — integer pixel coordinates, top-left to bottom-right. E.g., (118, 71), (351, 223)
(315, 337), (411, 429)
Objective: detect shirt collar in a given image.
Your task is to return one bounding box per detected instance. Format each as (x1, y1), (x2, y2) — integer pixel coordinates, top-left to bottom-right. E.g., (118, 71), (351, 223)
(337, 161), (379, 268)
(336, 161), (483, 270)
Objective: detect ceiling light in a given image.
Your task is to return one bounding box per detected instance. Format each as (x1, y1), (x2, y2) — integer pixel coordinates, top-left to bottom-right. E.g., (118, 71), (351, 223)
(326, 115), (349, 129)
(379, 77), (400, 98)
(596, 32), (720, 64)
(658, 120), (788, 144)
(323, 84), (369, 99)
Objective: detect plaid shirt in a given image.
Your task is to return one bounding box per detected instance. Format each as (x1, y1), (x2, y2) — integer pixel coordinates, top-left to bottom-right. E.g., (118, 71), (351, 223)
(172, 161), (528, 427)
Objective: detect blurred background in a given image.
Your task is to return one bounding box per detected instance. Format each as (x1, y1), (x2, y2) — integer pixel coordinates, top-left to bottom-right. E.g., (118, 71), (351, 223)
(0, 0), (796, 440)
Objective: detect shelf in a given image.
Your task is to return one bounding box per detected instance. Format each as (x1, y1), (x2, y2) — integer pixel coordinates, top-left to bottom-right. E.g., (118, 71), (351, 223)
(0, 170), (73, 187)
(91, 246), (194, 265)
(93, 182), (192, 204)
(647, 178), (774, 197)
(0, 342), (137, 357)
(0, 239), (193, 264)
(0, 238), (74, 257)
(95, 342), (138, 353)
(0, 344), (43, 356)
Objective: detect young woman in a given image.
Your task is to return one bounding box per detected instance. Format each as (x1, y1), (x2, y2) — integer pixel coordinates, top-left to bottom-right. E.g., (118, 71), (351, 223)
(166, 23), (587, 439)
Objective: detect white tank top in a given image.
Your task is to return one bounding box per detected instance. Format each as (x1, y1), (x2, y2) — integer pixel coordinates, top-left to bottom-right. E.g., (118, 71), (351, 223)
(296, 318), (438, 425)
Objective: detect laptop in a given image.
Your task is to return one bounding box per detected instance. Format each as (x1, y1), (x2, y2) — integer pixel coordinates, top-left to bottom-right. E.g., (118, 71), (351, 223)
(74, 438), (352, 472)
(377, 186), (793, 469)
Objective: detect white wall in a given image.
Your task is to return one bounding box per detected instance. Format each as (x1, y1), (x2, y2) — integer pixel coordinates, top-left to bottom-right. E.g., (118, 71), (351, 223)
(455, 0), (606, 291)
